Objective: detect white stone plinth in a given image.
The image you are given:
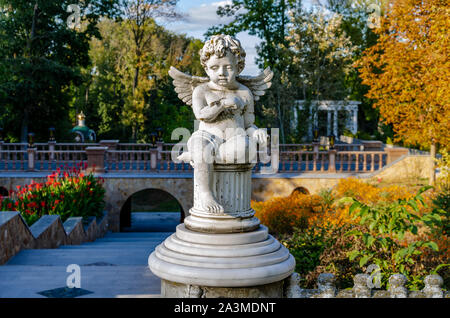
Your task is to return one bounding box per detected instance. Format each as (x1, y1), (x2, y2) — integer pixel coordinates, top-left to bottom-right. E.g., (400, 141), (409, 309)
(186, 163), (259, 233)
(148, 224), (295, 288)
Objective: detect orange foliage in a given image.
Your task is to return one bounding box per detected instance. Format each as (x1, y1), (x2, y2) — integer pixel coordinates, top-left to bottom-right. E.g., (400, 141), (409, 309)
(253, 177), (437, 235)
(333, 177), (416, 205)
(253, 193), (325, 235)
(357, 0), (450, 149)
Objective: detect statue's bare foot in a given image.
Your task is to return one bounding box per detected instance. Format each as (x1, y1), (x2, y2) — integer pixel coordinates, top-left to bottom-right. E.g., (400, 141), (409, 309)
(199, 191), (224, 214)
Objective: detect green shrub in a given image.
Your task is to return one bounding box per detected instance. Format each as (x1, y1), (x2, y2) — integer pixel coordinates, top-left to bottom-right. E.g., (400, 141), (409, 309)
(341, 187), (443, 290)
(281, 226), (331, 287)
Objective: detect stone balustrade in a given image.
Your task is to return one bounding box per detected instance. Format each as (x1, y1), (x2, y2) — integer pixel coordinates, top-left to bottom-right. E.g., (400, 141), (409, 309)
(0, 140), (411, 174)
(0, 210), (109, 265)
(284, 272), (449, 298)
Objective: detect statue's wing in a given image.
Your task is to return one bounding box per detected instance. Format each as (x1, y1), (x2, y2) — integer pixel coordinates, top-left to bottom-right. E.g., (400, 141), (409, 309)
(237, 67), (274, 101)
(168, 66), (209, 106)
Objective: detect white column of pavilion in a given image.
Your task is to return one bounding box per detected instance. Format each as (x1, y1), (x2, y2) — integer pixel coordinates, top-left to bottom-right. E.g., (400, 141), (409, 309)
(296, 100), (361, 139)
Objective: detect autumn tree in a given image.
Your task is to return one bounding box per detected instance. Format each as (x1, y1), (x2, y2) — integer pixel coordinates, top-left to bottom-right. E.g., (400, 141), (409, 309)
(206, 0), (296, 143)
(86, 18), (204, 142)
(357, 0), (450, 185)
(121, 0), (181, 141)
(0, 0), (120, 142)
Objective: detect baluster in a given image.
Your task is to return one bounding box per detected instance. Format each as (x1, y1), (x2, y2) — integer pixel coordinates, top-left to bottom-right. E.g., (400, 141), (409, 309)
(363, 154), (367, 172)
(312, 152), (317, 172)
(336, 153), (342, 172)
(136, 152), (140, 171)
(316, 273), (336, 298)
(13, 152), (17, 170)
(297, 152), (301, 172)
(321, 153), (325, 172)
(423, 275), (444, 298)
(370, 154), (375, 172)
(355, 154), (360, 172)
(305, 153), (309, 171)
(353, 274), (372, 298)
(388, 274), (408, 298)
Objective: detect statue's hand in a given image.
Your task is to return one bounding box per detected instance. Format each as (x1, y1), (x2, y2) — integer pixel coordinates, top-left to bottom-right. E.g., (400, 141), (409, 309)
(220, 96), (243, 110)
(253, 128), (268, 145)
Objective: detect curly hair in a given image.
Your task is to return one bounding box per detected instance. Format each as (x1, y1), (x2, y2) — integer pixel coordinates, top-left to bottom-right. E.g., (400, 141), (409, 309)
(200, 34), (246, 74)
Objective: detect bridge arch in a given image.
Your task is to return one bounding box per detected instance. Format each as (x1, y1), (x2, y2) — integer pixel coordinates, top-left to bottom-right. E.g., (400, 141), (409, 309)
(119, 188), (184, 232)
(291, 186), (310, 196)
(102, 177), (193, 231)
(0, 186), (8, 197)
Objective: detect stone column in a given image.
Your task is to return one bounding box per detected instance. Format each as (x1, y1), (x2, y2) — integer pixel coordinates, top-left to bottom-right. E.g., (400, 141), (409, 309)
(27, 147), (37, 171)
(149, 163), (295, 297)
(85, 147), (107, 173)
(333, 109), (338, 138)
(327, 110), (331, 136)
(48, 140), (56, 161)
(352, 109), (358, 135)
(308, 107), (313, 139)
(313, 141), (320, 153)
(313, 111), (318, 135)
(99, 140), (119, 150)
(186, 163), (260, 233)
(328, 149), (337, 173)
(150, 148), (158, 170)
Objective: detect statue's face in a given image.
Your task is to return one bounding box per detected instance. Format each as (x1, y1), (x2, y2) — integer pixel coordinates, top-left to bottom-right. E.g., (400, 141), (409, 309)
(205, 51), (238, 89)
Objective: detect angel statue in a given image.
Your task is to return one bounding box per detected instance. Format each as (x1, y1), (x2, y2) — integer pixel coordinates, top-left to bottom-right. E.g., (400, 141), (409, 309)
(169, 34), (273, 214)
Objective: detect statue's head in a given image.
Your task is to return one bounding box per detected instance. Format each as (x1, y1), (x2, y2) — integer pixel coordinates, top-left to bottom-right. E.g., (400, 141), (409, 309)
(200, 35), (246, 86)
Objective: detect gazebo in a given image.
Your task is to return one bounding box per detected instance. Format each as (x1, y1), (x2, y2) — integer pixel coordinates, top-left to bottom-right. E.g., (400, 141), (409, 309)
(295, 100), (361, 140)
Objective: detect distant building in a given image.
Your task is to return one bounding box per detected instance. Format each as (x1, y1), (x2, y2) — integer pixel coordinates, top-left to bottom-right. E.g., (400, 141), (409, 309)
(294, 100), (360, 140)
(71, 111), (96, 142)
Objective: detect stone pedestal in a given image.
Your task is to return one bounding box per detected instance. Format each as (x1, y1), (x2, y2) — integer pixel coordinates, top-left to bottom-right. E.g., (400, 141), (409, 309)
(186, 163), (259, 234)
(148, 163), (295, 297)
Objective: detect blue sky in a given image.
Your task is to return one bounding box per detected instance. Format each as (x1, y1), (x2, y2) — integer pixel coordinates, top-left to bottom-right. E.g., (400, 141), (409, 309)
(157, 0), (318, 75)
(156, 0), (262, 75)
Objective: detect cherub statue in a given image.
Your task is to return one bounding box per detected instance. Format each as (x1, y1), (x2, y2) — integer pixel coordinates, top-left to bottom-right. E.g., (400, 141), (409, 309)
(169, 34), (273, 214)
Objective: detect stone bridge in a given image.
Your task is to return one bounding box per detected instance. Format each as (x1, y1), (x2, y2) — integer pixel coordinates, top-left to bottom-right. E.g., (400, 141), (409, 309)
(0, 140), (431, 231)
(0, 152), (431, 232)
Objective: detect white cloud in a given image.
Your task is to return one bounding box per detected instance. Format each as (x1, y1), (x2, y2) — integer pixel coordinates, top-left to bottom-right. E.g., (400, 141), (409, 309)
(157, 0), (261, 75)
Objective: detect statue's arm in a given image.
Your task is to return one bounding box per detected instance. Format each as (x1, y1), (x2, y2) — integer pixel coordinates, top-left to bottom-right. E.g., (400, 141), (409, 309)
(244, 90), (268, 144)
(192, 86), (224, 123)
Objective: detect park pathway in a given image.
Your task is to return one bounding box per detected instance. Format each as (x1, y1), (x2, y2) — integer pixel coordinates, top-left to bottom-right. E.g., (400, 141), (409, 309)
(0, 213), (180, 298)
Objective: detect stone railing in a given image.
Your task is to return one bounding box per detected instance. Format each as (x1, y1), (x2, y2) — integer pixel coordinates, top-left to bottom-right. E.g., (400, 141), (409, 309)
(0, 140), (410, 174)
(285, 272), (449, 298)
(0, 210), (109, 265)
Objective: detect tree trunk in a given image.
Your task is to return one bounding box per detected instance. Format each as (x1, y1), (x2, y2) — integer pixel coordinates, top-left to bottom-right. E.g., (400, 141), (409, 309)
(276, 87), (285, 144)
(133, 65), (140, 93)
(429, 142), (436, 186)
(20, 109), (29, 143)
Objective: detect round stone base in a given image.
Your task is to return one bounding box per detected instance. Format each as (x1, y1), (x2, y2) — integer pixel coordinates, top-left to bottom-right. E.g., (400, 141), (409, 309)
(161, 279), (285, 298)
(148, 224), (295, 288)
(184, 214), (260, 233)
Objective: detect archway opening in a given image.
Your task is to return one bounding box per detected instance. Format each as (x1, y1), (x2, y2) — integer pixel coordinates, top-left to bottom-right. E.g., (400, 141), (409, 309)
(291, 187), (310, 196)
(0, 186), (8, 197)
(120, 188), (184, 232)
